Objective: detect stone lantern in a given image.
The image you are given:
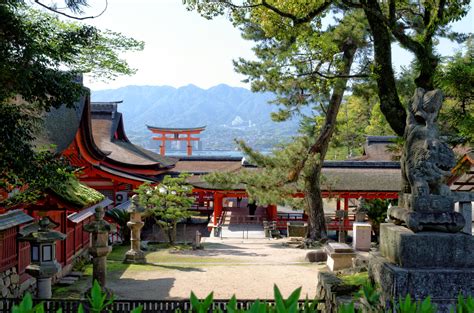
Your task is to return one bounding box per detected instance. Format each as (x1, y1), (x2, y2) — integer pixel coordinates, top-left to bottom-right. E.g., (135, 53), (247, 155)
(19, 217), (66, 299)
(84, 207), (114, 289)
(124, 195), (146, 264)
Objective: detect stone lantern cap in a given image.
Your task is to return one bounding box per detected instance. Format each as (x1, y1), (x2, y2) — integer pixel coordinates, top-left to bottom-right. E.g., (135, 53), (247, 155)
(126, 195), (146, 214)
(84, 207), (116, 233)
(19, 217), (66, 242)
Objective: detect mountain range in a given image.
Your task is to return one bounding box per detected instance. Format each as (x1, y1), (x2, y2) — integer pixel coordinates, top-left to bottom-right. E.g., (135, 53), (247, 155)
(91, 84), (300, 151)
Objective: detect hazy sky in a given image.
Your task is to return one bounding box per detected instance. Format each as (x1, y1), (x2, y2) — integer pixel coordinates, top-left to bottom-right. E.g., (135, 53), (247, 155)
(82, 0), (473, 91)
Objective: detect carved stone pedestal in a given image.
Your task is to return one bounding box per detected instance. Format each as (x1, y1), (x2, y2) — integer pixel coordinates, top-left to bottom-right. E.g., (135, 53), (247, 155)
(388, 194), (465, 232)
(369, 224), (474, 312)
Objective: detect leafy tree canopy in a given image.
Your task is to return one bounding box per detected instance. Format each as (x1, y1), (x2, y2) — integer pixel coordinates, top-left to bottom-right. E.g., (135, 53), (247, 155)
(135, 174), (194, 244)
(0, 3), (143, 109)
(0, 1), (143, 205)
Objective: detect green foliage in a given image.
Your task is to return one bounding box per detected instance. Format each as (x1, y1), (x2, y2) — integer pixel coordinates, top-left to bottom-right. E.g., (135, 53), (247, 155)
(362, 199), (392, 238)
(106, 208), (131, 242)
(339, 273), (369, 287)
(0, 3), (143, 110)
(358, 283), (383, 313)
(135, 174), (194, 244)
(87, 280), (115, 313)
(338, 302), (356, 313)
(451, 294), (474, 313)
(394, 294), (437, 313)
(0, 1), (143, 205)
(11, 293), (46, 313)
(435, 39), (474, 146)
(190, 291), (214, 313)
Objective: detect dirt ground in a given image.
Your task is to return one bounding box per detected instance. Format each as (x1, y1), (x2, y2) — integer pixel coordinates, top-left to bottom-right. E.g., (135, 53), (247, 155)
(105, 238), (324, 300)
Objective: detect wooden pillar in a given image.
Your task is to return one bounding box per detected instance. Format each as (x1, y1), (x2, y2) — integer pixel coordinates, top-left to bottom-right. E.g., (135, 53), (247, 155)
(213, 193), (223, 226)
(267, 204), (278, 220)
(343, 197), (350, 228)
(186, 133), (192, 156)
(198, 191), (204, 207)
(160, 135), (166, 155)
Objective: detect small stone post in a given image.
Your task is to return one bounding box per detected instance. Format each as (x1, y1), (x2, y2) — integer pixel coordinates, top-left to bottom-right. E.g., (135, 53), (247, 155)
(195, 231), (202, 249)
(84, 207), (114, 288)
(124, 195), (146, 264)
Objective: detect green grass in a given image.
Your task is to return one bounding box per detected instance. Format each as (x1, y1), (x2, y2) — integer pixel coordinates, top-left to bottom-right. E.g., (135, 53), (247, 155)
(339, 272), (369, 286)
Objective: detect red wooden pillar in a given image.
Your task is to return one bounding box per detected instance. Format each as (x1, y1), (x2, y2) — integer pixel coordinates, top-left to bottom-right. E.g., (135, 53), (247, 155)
(267, 205), (278, 220)
(336, 198), (341, 214)
(213, 193), (223, 226)
(186, 134), (192, 156)
(343, 197), (350, 228)
(198, 191), (204, 207)
(160, 137), (166, 155)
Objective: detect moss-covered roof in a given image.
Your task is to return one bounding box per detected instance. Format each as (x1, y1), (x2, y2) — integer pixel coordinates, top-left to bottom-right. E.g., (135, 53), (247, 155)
(51, 177), (104, 208)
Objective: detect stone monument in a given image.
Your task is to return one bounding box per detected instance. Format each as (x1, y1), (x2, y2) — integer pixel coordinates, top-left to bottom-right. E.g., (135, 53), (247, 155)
(124, 195), (146, 264)
(369, 88), (474, 311)
(84, 207), (114, 289)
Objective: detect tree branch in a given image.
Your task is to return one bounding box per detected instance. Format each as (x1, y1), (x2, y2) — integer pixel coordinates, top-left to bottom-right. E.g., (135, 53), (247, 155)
(259, 0), (332, 25)
(298, 71), (369, 79)
(34, 0), (108, 20)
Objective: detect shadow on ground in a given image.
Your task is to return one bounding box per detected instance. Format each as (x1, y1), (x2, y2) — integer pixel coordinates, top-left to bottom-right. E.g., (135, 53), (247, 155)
(174, 243), (269, 258)
(108, 277), (176, 300)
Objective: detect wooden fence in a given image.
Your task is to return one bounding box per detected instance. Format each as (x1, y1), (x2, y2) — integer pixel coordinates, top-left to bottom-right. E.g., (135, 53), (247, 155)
(0, 298), (319, 313)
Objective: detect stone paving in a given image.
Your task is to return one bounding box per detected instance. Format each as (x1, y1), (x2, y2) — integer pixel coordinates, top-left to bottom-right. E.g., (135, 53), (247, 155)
(106, 238), (323, 300)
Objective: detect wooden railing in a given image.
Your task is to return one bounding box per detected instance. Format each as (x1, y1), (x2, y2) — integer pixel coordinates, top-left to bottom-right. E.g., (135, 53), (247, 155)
(0, 298), (320, 313)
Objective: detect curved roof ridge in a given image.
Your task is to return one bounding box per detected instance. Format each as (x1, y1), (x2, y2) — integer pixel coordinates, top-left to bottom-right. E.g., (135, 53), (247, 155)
(146, 125), (206, 132)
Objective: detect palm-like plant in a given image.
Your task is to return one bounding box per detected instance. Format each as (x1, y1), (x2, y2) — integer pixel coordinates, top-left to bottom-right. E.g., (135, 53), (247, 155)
(106, 207), (130, 243)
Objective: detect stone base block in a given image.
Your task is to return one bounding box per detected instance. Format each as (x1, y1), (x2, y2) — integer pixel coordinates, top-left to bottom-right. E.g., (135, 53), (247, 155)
(369, 253), (474, 312)
(379, 223), (474, 268)
(124, 250), (146, 264)
(352, 222), (372, 251)
(325, 243), (356, 271)
(327, 253), (355, 271)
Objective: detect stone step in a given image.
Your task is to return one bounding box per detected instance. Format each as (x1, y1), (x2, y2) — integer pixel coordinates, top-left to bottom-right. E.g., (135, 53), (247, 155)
(57, 279), (76, 286)
(68, 271), (83, 278)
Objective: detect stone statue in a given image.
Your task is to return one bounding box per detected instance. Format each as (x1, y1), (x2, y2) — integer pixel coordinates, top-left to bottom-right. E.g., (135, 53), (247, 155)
(388, 88), (465, 232)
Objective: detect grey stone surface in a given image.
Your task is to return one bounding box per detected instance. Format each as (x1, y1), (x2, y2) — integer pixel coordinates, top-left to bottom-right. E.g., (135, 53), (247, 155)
(305, 250), (327, 262)
(459, 201), (472, 235)
(379, 223), (474, 268)
(369, 253), (474, 312)
(69, 271), (83, 278)
(57, 279), (76, 286)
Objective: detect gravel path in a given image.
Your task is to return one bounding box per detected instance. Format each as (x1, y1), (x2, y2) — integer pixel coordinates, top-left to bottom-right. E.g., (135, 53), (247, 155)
(107, 239), (324, 300)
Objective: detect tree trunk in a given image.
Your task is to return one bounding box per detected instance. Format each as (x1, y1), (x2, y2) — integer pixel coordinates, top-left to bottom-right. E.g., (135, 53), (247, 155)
(305, 156), (327, 240)
(305, 38), (357, 241)
(363, 0), (407, 136)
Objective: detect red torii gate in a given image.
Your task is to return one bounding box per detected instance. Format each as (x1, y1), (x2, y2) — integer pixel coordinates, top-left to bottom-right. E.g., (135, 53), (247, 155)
(147, 125), (206, 156)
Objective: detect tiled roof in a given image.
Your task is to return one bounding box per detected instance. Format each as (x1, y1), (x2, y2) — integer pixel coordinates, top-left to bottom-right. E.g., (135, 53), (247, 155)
(35, 95), (86, 154)
(0, 210), (34, 231)
(321, 167), (401, 191)
(67, 198), (113, 223)
(183, 159), (402, 192)
(90, 105), (176, 168)
(172, 159), (243, 174)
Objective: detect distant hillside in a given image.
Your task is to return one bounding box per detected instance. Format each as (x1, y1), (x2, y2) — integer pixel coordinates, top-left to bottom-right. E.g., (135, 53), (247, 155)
(91, 84), (299, 151)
